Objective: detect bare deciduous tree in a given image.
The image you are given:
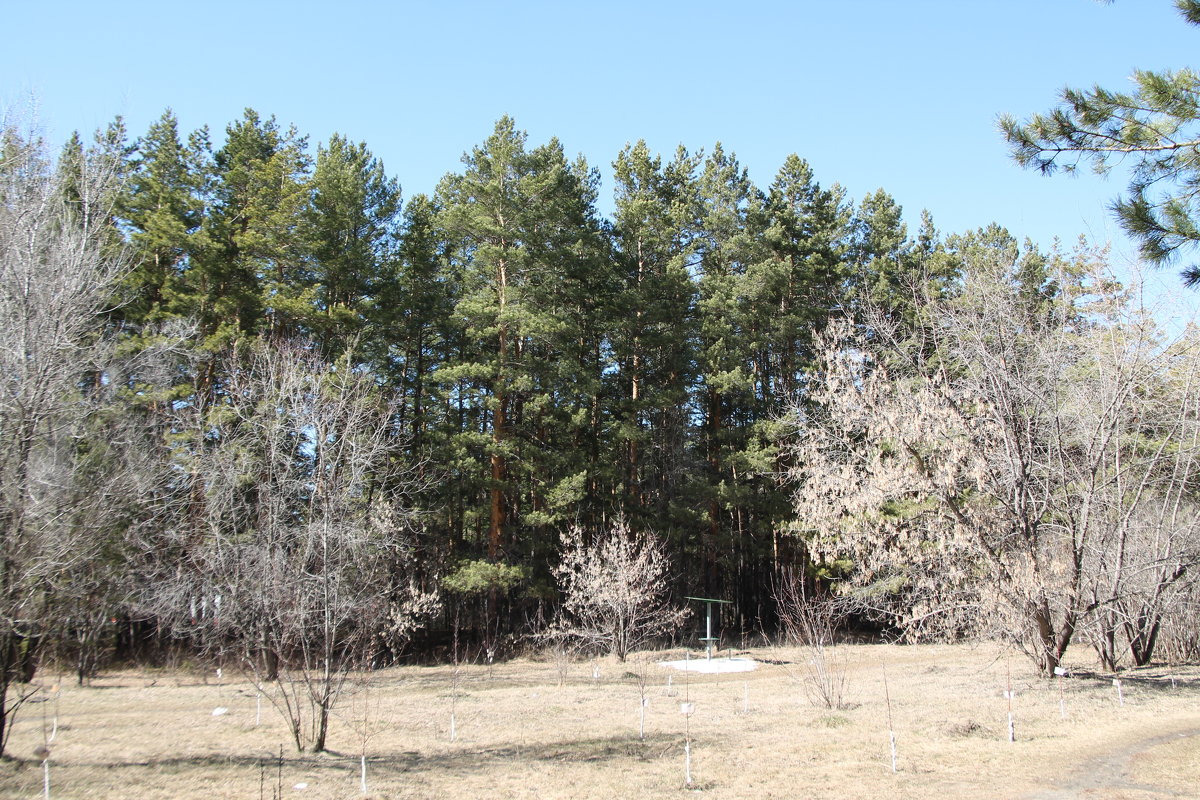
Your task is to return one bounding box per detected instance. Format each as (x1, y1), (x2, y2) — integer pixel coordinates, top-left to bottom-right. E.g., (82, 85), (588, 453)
(145, 341), (437, 752)
(787, 236), (1200, 675)
(0, 113), (128, 754)
(1076, 326), (1200, 670)
(549, 519), (686, 661)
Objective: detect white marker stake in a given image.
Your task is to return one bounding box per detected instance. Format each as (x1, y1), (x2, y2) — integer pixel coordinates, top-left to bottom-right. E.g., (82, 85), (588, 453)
(360, 754), (367, 794)
(1003, 690), (1016, 743)
(1113, 678), (1124, 707)
(256, 693), (262, 727)
(1053, 666), (1068, 718)
(1006, 664), (1016, 743)
(883, 661), (897, 774)
(743, 681), (749, 714)
(681, 700), (695, 786)
(450, 710), (457, 742)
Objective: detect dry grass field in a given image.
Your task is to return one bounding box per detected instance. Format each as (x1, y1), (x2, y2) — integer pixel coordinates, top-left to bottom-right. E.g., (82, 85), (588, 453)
(0, 642), (1197, 800)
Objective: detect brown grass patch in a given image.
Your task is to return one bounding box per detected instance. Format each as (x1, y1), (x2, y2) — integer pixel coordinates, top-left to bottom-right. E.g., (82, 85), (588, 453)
(0, 642), (1196, 799)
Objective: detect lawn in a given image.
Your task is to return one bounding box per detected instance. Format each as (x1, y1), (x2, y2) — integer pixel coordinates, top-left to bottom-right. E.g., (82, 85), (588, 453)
(0, 642), (1196, 799)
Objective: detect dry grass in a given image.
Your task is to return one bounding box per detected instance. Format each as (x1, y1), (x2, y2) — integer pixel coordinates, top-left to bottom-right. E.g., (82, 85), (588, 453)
(0, 642), (1197, 799)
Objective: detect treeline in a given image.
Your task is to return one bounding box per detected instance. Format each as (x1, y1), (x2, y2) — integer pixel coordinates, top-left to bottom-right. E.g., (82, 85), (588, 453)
(10, 105), (1196, 734)
(100, 109), (951, 630)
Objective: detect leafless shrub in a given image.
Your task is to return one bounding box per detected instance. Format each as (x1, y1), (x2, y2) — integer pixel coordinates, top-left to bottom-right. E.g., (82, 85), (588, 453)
(773, 570), (849, 709)
(1081, 501), (1200, 670)
(548, 519), (687, 661)
(1155, 592), (1200, 666)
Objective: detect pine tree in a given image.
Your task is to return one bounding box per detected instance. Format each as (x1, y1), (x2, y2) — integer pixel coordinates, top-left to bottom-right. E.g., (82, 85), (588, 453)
(610, 141), (700, 527)
(118, 110), (211, 328)
(1000, 0), (1200, 284)
(692, 144), (766, 600)
(850, 188), (910, 315)
(738, 156), (853, 585)
(437, 117), (612, 566)
(757, 154), (851, 399)
(202, 108), (311, 346)
(378, 194), (452, 455)
(378, 193), (476, 556)
(305, 133), (401, 356)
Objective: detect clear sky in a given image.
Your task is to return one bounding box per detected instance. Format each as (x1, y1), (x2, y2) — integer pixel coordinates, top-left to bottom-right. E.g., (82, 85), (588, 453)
(4, 1), (1199, 312)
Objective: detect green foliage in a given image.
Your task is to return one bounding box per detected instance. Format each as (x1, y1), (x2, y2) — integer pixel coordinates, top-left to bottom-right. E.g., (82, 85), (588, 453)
(305, 133), (401, 356)
(117, 109), (212, 327)
(203, 108), (312, 341)
(1001, 2), (1200, 284)
(26, 106), (993, 663)
(443, 560), (527, 595)
(435, 116), (615, 562)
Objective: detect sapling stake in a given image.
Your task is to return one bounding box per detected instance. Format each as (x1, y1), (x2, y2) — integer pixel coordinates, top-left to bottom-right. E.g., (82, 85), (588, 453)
(450, 656), (462, 742)
(451, 616), (462, 741)
(1006, 664), (1016, 743)
(36, 685), (60, 800)
(683, 652), (694, 785)
(1113, 678), (1124, 707)
(635, 662), (649, 740)
(882, 661), (897, 774)
(335, 670), (390, 796)
(45, 684), (60, 744)
(33, 744), (50, 800)
(681, 700), (694, 785)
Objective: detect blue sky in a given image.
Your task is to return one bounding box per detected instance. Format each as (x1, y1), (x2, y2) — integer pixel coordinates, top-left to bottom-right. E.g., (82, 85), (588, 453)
(4, 1), (1199, 309)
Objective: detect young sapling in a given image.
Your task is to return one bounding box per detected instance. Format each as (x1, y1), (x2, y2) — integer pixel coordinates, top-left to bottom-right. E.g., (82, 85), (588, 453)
(882, 661), (897, 774)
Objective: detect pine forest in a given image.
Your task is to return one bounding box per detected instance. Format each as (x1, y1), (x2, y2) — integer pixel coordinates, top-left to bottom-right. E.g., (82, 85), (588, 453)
(3, 105), (1200, 755)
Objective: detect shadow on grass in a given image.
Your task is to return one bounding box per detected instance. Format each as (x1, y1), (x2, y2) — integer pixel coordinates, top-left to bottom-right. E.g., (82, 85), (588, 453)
(0, 733), (683, 783)
(1066, 667), (1200, 696)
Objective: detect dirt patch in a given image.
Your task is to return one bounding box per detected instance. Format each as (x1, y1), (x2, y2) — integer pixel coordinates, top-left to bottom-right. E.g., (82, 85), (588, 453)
(1025, 726), (1200, 799)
